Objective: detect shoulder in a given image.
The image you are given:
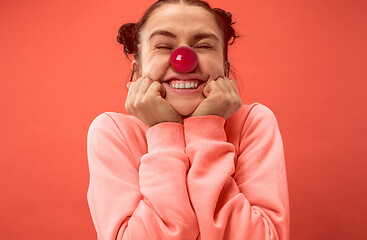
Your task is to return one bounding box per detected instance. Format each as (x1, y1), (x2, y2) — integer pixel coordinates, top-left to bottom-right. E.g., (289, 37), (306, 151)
(225, 102), (280, 141)
(87, 112), (148, 141)
(231, 102), (278, 123)
(244, 102), (279, 127)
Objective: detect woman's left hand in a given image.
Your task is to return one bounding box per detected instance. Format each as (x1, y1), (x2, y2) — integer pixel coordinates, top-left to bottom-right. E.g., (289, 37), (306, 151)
(191, 77), (242, 120)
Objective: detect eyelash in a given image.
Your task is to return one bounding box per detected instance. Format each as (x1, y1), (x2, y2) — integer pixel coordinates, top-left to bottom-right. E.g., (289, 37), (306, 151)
(195, 44), (213, 49)
(155, 44), (173, 50)
(155, 44), (213, 50)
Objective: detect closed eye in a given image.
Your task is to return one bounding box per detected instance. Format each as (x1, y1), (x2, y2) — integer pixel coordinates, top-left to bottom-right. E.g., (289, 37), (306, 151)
(155, 44), (173, 50)
(195, 44), (213, 49)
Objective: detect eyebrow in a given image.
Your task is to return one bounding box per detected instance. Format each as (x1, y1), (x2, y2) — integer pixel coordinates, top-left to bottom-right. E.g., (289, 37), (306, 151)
(149, 30), (219, 42)
(149, 30), (177, 40)
(192, 33), (219, 42)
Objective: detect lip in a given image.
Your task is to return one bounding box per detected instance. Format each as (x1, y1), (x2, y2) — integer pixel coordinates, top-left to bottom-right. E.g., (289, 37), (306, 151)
(163, 74), (205, 83)
(162, 79), (206, 95)
(162, 74), (207, 95)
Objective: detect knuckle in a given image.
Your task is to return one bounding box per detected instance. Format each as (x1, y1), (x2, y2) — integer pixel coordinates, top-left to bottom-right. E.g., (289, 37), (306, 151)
(143, 77), (151, 84)
(210, 81), (217, 87)
(136, 78), (144, 85)
(125, 103), (132, 113)
(125, 99), (131, 107)
(151, 81), (160, 87)
(236, 98), (242, 108)
(134, 101), (144, 109)
(140, 97), (149, 105)
(149, 81), (157, 87)
(129, 82), (136, 88)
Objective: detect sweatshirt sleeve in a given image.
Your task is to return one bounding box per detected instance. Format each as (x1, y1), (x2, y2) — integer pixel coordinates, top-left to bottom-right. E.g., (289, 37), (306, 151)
(87, 113), (199, 240)
(184, 105), (290, 240)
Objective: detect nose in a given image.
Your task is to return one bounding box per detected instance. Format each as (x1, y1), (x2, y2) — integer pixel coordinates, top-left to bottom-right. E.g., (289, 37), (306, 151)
(170, 46), (199, 73)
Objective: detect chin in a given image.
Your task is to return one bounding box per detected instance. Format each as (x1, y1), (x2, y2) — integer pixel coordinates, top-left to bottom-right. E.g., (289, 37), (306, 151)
(175, 107), (195, 117)
(168, 98), (202, 117)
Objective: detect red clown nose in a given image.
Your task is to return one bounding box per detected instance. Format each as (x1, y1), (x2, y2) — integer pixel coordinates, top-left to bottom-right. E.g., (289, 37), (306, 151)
(170, 46), (199, 73)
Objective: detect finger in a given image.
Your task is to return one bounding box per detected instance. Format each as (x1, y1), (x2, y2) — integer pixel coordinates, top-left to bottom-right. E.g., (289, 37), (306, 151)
(219, 77), (241, 110)
(203, 79), (217, 98)
(137, 77), (152, 97)
(227, 78), (240, 95)
(145, 81), (166, 99)
(220, 77), (239, 99)
(127, 77), (145, 108)
(126, 83), (133, 99)
(215, 77), (231, 95)
(226, 78), (242, 109)
(127, 77), (143, 99)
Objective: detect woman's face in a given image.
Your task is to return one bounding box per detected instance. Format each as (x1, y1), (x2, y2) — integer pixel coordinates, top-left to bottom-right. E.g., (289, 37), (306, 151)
(135, 4), (226, 116)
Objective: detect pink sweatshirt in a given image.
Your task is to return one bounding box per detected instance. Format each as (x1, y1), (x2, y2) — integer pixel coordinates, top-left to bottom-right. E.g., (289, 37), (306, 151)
(87, 102), (290, 240)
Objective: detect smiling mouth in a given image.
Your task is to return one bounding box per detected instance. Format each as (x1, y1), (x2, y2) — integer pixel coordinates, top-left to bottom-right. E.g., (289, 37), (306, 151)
(166, 79), (205, 90)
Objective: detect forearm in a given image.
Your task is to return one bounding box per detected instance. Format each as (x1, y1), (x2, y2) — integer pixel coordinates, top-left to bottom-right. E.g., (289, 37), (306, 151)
(184, 114), (289, 240)
(87, 114), (199, 240)
(122, 122), (199, 239)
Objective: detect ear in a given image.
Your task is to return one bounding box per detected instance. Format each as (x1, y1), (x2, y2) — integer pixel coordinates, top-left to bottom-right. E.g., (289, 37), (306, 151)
(131, 60), (141, 81)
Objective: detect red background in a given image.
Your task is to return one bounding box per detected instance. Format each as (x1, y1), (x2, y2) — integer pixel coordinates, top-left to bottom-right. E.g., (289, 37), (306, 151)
(1, 0), (366, 239)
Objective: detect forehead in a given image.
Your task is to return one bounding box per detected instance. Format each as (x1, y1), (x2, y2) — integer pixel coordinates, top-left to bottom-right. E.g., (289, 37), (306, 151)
(141, 4), (223, 41)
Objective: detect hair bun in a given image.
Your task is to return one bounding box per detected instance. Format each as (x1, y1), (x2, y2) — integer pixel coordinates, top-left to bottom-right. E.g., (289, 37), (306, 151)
(117, 23), (137, 55)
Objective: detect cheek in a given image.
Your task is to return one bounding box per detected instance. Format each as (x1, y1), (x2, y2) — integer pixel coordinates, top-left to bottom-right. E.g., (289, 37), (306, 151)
(199, 54), (225, 77)
(142, 54), (170, 80)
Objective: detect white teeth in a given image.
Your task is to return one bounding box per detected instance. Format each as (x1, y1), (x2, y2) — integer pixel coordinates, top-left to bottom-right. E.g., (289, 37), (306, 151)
(169, 81), (200, 89)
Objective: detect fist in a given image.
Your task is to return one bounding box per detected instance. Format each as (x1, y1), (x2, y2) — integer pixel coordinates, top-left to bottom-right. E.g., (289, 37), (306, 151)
(125, 77), (183, 127)
(191, 77), (242, 119)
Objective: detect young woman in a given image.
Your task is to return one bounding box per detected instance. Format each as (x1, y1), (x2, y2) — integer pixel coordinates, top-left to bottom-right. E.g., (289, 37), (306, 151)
(87, 0), (290, 239)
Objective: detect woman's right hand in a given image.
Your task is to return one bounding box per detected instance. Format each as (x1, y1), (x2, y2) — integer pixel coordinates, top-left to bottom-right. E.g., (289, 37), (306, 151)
(125, 77), (183, 127)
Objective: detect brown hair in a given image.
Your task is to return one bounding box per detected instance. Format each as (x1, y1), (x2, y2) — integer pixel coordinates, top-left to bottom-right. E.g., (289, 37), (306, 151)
(117, 0), (239, 80)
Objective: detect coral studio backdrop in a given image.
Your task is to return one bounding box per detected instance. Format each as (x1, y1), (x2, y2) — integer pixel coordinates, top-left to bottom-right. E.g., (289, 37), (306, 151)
(0, 0), (366, 239)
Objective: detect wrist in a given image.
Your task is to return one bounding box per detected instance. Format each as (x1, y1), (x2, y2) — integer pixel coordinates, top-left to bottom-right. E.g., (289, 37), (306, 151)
(184, 114), (227, 142)
(149, 119), (183, 128)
